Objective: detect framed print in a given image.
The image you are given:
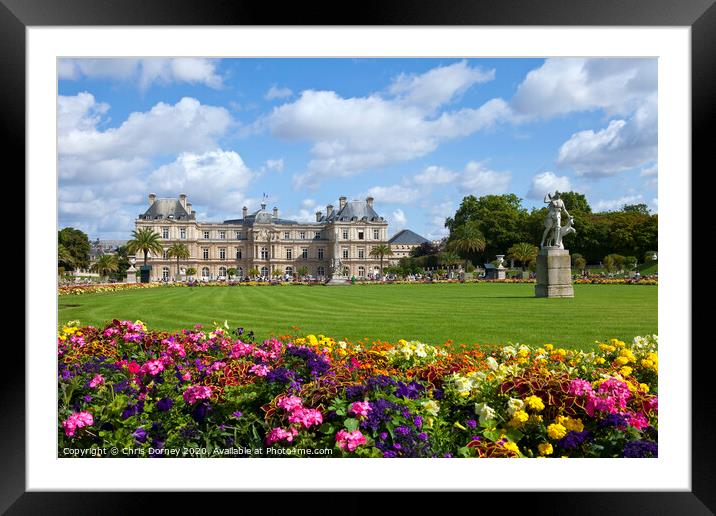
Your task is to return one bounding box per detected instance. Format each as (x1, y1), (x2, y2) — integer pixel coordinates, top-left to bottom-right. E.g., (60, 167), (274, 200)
(8, 0), (710, 513)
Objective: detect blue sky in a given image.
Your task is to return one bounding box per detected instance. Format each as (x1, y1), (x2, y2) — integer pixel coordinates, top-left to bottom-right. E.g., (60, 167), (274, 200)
(57, 58), (658, 240)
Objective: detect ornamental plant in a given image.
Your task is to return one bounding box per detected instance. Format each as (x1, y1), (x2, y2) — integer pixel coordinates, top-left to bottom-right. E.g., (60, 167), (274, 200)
(58, 320), (658, 458)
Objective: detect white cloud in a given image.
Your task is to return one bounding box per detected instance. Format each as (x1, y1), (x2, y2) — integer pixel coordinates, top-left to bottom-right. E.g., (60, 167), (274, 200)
(58, 58), (224, 90)
(556, 94), (657, 177)
(413, 165), (458, 185)
(390, 209), (408, 232)
(640, 163), (658, 177)
(264, 85), (293, 100)
(526, 171), (572, 200)
(265, 158), (284, 172)
(388, 60), (495, 113)
(259, 61), (510, 189)
(422, 199), (455, 240)
(364, 185), (422, 204)
(148, 150), (255, 217)
(460, 161), (511, 194)
(512, 58), (656, 119)
(594, 194), (644, 212)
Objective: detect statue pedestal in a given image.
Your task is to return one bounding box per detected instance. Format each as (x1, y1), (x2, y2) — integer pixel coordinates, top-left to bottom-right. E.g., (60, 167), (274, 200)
(535, 248), (573, 298)
(126, 267), (137, 284)
(325, 275), (350, 286)
(496, 267), (506, 280)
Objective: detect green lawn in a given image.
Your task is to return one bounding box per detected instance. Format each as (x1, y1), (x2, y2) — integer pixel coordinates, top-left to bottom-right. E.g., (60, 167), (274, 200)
(58, 283), (657, 351)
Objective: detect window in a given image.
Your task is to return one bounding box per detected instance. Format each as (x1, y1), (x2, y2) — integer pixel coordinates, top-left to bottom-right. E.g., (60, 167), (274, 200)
(314, 231), (321, 239)
(286, 248), (293, 260)
(219, 248), (226, 260)
(201, 267), (210, 278)
(203, 248), (209, 260)
(163, 249), (169, 260)
(219, 231), (226, 240)
(299, 231), (306, 239)
(260, 266), (269, 278)
(162, 227), (169, 239)
(318, 248), (324, 260)
(317, 266), (325, 277)
(342, 229), (349, 239)
(237, 267), (244, 278)
(342, 248), (349, 259)
(162, 267), (170, 281)
(373, 229), (380, 239)
(203, 230), (210, 239)
(260, 247), (269, 260)
(180, 227), (186, 239)
(358, 266), (365, 277)
(358, 231), (364, 240)
(358, 248), (365, 259)
(236, 248), (242, 260)
(219, 266), (227, 278)
(302, 248), (308, 260)
(284, 231), (290, 239)
(285, 266), (293, 276)
(235, 230), (242, 239)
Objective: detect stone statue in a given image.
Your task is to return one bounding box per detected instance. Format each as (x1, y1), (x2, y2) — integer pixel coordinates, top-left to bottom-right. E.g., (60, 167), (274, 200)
(540, 191), (574, 249)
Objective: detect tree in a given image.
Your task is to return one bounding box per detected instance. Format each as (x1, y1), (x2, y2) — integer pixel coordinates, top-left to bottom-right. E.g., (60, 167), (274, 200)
(186, 267), (197, 278)
(167, 243), (190, 278)
(506, 242), (539, 271)
(91, 254), (118, 281)
(410, 241), (440, 258)
(558, 191), (592, 213)
(272, 269), (283, 279)
(248, 267), (260, 280)
(625, 256), (638, 270)
(446, 220), (487, 260)
(126, 228), (164, 266)
(58, 227), (91, 269)
(58, 244), (75, 270)
(574, 256), (587, 274)
(369, 244), (393, 276)
(296, 266), (309, 280)
(227, 267), (237, 279)
(622, 203), (650, 215)
(644, 250), (657, 263)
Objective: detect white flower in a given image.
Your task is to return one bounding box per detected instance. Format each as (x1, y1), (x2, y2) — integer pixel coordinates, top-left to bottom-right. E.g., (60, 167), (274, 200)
(502, 346), (517, 358)
(422, 399), (440, 417)
(507, 397), (525, 416)
(474, 402), (496, 423)
(486, 356), (499, 371)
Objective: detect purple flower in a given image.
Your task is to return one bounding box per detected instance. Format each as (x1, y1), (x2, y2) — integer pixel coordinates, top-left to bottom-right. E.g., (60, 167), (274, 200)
(467, 419), (477, 429)
(413, 416), (423, 429)
(558, 430), (591, 450)
(379, 432), (388, 440)
(156, 397), (173, 412)
(623, 440), (658, 458)
(133, 427), (148, 443)
(396, 426), (410, 437)
(383, 451), (397, 458)
(418, 432), (428, 441)
(83, 395), (92, 403)
(232, 411), (243, 418)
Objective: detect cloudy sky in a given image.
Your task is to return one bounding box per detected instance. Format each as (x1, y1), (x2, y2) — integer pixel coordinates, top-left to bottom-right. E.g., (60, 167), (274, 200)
(58, 58), (658, 240)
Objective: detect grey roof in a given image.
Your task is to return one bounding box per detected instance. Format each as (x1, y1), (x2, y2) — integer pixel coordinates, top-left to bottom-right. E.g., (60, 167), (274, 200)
(388, 229), (429, 245)
(321, 200), (384, 222)
(223, 205), (300, 225)
(140, 199), (194, 221)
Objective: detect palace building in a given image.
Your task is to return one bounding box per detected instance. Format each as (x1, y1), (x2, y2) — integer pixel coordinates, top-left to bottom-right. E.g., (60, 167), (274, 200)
(134, 193), (390, 281)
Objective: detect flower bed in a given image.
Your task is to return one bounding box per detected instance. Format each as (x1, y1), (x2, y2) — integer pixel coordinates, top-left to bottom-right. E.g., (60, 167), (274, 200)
(58, 320), (658, 458)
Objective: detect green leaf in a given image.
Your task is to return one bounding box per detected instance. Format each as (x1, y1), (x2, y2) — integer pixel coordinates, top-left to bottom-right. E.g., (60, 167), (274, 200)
(344, 418), (359, 432)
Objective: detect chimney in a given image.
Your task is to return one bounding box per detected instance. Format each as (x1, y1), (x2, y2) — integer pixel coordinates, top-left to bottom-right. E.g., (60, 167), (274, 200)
(179, 193), (187, 208)
(148, 193), (156, 205)
(186, 202), (192, 213)
(326, 204), (334, 218)
(366, 196), (374, 208)
(315, 210), (322, 222)
(339, 196), (347, 210)
(242, 206), (248, 218)
(273, 207), (279, 218)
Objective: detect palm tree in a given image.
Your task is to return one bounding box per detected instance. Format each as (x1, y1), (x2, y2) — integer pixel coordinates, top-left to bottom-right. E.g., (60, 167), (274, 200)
(446, 221), (487, 257)
(369, 244), (393, 276)
(91, 254), (118, 281)
(58, 244), (75, 271)
(167, 242), (190, 278)
(506, 242), (539, 271)
(126, 227), (164, 266)
(296, 266), (309, 280)
(248, 267), (260, 280)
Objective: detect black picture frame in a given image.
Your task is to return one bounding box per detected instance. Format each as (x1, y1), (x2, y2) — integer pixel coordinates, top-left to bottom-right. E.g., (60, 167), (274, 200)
(8, 0), (709, 513)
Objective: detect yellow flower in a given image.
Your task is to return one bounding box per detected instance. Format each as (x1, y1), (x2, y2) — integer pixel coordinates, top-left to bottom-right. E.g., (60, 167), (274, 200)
(563, 417), (584, 432)
(595, 357), (606, 365)
(641, 359), (654, 368)
(544, 344), (554, 351)
(599, 343), (616, 353)
(619, 366), (633, 377)
(639, 383), (650, 393)
(615, 356), (629, 366)
(503, 442), (520, 455)
(547, 423), (567, 440)
(509, 410), (529, 427)
(538, 443), (553, 456)
(525, 395), (545, 412)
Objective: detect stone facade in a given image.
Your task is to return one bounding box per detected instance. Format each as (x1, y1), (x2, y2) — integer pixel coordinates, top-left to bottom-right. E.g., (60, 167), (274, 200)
(134, 194), (390, 281)
(387, 229), (430, 265)
(534, 248), (574, 298)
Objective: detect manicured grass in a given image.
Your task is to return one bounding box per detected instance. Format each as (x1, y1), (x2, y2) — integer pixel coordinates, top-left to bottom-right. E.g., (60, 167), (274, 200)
(58, 283), (657, 351)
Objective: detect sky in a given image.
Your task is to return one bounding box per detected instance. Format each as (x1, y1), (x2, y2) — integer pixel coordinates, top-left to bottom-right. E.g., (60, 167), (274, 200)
(57, 57), (658, 241)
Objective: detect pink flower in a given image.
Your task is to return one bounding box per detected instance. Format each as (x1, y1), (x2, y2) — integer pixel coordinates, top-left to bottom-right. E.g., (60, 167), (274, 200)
(62, 411), (94, 437)
(265, 426), (299, 445)
(569, 379), (593, 396)
(183, 385), (213, 405)
(288, 408), (323, 428)
(140, 359), (164, 376)
(127, 362), (140, 375)
(627, 412), (649, 430)
(249, 364), (270, 377)
(230, 341), (254, 358)
(335, 429), (367, 452)
(89, 374), (104, 388)
(349, 401), (372, 418)
(277, 396), (303, 412)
